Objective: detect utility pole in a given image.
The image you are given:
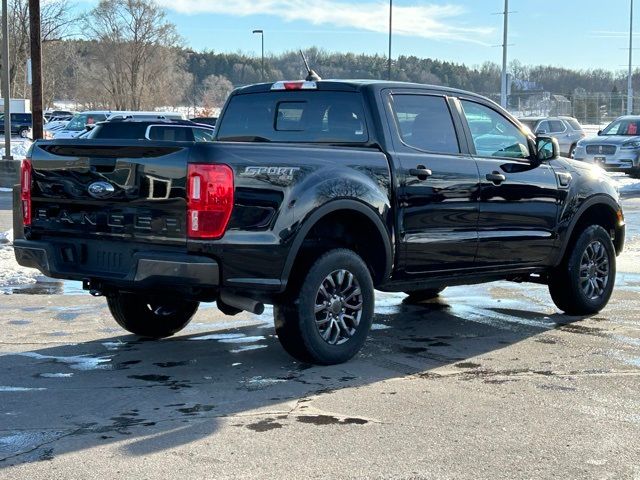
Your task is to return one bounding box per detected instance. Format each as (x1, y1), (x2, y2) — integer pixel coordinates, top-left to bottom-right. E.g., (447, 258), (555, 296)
(388, 0), (393, 80)
(500, 0), (509, 109)
(29, 0), (43, 139)
(628, 0), (634, 115)
(2, 0), (12, 161)
(252, 30), (264, 82)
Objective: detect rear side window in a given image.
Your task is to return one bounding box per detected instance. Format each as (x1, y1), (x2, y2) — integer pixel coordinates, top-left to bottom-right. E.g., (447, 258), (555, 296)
(566, 118), (582, 131)
(548, 120), (565, 133)
(391, 94), (460, 154)
(147, 126), (194, 141)
(90, 122), (148, 139)
(216, 91), (368, 143)
(193, 127), (214, 142)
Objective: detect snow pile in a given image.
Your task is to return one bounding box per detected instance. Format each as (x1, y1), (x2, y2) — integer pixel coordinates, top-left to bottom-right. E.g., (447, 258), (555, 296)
(0, 228), (47, 292)
(0, 139), (32, 161)
(616, 174), (640, 195)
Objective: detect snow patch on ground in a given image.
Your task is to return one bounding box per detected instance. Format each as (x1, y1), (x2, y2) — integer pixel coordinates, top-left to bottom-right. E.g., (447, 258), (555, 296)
(0, 386), (47, 392)
(0, 229), (47, 293)
(230, 344), (268, 354)
(39, 373), (74, 378)
(15, 352), (112, 371)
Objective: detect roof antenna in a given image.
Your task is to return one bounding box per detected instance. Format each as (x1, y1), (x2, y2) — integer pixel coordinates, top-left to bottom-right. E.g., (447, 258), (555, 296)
(300, 50), (321, 81)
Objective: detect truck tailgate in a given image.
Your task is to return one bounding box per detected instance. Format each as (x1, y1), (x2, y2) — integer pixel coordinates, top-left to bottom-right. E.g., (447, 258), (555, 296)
(29, 141), (189, 246)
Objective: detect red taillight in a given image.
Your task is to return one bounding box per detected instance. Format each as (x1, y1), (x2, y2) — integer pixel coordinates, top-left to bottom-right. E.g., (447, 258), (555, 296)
(187, 164), (234, 239)
(20, 158), (32, 226)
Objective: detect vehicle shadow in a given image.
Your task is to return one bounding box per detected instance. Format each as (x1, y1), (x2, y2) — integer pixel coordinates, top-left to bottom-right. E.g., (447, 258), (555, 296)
(0, 290), (590, 465)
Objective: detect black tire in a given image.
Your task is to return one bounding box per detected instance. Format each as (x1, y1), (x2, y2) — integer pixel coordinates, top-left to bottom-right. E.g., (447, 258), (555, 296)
(18, 127), (29, 139)
(627, 168), (640, 179)
(568, 144), (576, 158)
(403, 287), (445, 303)
(107, 292), (199, 338)
(274, 248), (375, 365)
(548, 225), (616, 315)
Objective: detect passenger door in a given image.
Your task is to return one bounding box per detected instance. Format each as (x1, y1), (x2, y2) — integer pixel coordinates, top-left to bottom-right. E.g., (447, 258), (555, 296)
(458, 99), (560, 268)
(385, 91), (480, 274)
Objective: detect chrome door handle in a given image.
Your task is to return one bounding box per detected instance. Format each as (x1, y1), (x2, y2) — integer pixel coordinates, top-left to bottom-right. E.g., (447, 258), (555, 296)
(485, 172), (506, 184)
(409, 165), (433, 180)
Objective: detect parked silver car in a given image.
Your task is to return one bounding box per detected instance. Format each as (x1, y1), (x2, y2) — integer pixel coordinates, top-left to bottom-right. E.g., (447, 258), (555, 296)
(518, 116), (585, 157)
(572, 115), (640, 178)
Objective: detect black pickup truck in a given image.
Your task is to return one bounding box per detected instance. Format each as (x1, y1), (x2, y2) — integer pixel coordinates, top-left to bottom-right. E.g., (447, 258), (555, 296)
(13, 80), (625, 364)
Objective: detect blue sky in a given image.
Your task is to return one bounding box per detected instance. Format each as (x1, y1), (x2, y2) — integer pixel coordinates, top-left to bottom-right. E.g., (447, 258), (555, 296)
(75, 1), (637, 71)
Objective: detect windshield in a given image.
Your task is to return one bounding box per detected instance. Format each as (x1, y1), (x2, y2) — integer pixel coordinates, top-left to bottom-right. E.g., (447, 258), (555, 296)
(65, 113), (108, 131)
(601, 118), (640, 136)
(216, 91), (368, 143)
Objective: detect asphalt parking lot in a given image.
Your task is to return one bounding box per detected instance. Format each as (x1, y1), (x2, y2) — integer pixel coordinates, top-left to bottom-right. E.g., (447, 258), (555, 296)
(1, 190), (639, 479)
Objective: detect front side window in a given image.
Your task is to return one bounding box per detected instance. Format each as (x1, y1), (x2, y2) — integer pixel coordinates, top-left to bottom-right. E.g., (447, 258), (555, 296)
(461, 100), (530, 159)
(66, 113), (107, 131)
(391, 94), (460, 154)
(601, 118), (640, 136)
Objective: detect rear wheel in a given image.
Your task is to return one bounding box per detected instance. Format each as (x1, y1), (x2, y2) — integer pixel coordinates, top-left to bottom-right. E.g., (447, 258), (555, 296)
(568, 144), (576, 158)
(403, 287), (445, 303)
(274, 248), (374, 365)
(107, 292), (199, 338)
(548, 225), (615, 315)
(18, 127), (29, 139)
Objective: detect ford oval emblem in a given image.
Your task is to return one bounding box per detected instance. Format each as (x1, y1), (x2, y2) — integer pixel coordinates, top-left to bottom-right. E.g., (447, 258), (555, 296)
(87, 181), (115, 199)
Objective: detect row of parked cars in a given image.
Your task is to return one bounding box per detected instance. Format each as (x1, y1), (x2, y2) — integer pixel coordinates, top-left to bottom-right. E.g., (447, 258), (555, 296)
(520, 114), (640, 178)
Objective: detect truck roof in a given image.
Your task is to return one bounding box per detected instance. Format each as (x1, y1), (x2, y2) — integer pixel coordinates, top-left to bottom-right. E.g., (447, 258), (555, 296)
(233, 79), (484, 99)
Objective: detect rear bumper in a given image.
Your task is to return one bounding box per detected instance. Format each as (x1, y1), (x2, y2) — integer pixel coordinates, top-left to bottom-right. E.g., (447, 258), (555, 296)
(13, 239), (219, 288)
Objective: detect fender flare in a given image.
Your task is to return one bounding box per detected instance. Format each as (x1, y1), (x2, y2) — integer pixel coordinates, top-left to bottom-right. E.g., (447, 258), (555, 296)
(554, 194), (622, 266)
(280, 199), (393, 287)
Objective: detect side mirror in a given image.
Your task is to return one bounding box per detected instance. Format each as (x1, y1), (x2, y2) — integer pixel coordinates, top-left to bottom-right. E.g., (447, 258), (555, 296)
(84, 124), (96, 132)
(535, 136), (559, 162)
(597, 130), (602, 136)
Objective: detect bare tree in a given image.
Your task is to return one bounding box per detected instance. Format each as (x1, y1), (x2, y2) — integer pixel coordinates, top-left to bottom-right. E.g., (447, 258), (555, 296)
(200, 74), (233, 111)
(5, 0), (76, 96)
(83, 0), (185, 110)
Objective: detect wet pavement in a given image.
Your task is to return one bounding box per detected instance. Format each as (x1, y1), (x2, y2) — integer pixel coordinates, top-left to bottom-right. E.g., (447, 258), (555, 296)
(0, 188), (639, 479)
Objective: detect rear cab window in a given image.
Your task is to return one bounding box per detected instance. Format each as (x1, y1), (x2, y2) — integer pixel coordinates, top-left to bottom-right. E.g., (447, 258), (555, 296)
(216, 90), (368, 143)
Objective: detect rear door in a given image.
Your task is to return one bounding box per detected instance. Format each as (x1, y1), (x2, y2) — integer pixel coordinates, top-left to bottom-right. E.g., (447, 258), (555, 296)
(384, 90), (480, 274)
(457, 99), (560, 268)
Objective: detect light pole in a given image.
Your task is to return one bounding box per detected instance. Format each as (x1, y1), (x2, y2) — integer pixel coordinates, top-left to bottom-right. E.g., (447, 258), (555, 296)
(500, 0), (509, 109)
(388, 0), (392, 80)
(29, 0), (43, 140)
(2, 0), (12, 161)
(252, 29), (264, 82)
(628, 0), (634, 115)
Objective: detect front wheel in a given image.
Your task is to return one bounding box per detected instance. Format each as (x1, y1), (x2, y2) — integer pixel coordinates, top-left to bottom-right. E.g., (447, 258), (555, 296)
(107, 292), (199, 338)
(548, 225), (615, 315)
(274, 249), (375, 365)
(18, 128), (29, 139)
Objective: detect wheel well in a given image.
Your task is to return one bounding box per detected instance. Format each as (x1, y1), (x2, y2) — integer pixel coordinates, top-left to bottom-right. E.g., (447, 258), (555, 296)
(566, 203), (622, 258)
(289, 210), (389, 287)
